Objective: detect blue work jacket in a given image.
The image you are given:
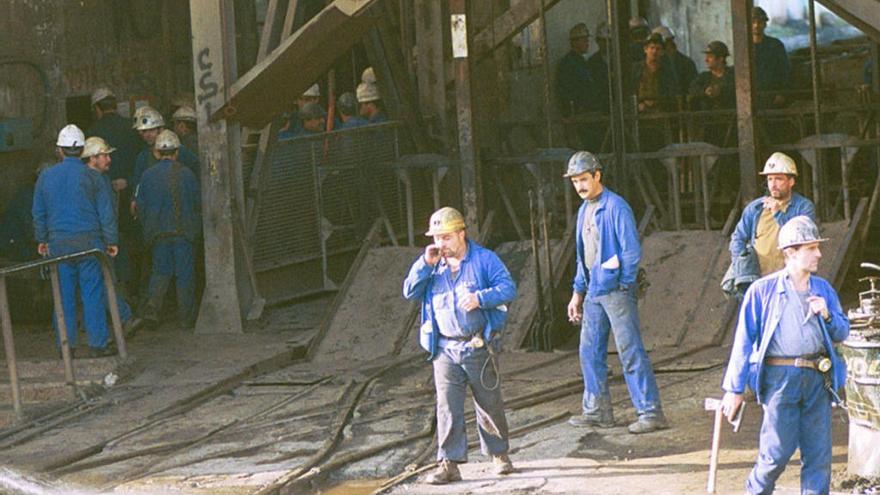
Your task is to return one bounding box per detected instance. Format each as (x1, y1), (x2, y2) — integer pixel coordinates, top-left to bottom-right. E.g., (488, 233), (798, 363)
(136, 159), (201, 245)
(403, 239), (517, 360)
(729, 193), (815, 258)
(573, 189), (641, 297)
(32, 157), (117, 254)
(132, 145), (200, 189)
(722, 270), (849, 404)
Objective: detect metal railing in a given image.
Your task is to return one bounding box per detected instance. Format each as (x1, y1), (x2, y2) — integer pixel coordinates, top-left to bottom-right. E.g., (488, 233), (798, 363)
(0, 248), (127, 420)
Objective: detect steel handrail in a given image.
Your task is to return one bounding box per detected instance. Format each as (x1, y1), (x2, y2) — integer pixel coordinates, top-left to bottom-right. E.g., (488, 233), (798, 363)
(0, 248), (127, 420)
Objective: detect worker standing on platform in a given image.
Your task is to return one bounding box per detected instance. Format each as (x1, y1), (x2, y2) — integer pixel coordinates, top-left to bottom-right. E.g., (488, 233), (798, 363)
(32, 125), (118, 358)
(730, 152), (816, 277)
(131, 107), (200, 189)
(135, 130), (200, 329)
(403, 207), (517, 485)
(564, 151), (668, 434)
(721, 215), (848, 494)
(171, 106), (199, 154)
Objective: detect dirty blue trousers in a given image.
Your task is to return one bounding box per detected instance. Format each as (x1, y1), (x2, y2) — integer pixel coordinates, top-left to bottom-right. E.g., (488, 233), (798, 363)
(433, 342), (509, 462)
(144, 237), (195, 325)
(580, 288), (662, 417)
(56, 257), (109, 349)
(747, 365), (832, 495)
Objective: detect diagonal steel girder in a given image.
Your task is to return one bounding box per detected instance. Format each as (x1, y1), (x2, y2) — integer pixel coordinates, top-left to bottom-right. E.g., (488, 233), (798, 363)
(816, 0), (880, 42)
(212, 0), (381, 127)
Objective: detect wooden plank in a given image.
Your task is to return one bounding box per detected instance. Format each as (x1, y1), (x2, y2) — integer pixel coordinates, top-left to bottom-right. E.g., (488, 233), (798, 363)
(257, 0), (288, 61)
(213, 0), (381, 126)
(281, 0), (300, 38)
(414, 0), (447, 142)
(190, 0), (245, 333)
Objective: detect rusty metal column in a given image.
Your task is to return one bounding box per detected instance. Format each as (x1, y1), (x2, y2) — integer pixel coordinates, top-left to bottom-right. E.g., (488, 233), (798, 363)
(450, 0), (481, 239)
(731, 0), (759, 204)
(49, 266), (77, 399)
(190, 0), (245, 334)
(607, 0), (629, 196)
(808, 0), (824, 216)
(0, 277), (22, 418)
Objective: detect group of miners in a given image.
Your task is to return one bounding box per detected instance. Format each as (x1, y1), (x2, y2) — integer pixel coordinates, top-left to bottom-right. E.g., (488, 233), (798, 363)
(405, 147), (846, 494)
(27, 87), (202, 358)
(277, 67), (388, 140)
(558, 7), (790, 149)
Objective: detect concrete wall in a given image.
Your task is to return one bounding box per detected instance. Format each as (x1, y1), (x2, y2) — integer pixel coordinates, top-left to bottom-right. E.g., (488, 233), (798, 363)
(0, 0), (193, 212)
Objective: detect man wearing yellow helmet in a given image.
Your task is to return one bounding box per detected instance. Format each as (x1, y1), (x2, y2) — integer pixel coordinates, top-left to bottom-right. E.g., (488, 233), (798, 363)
(403, 207), (517, 484)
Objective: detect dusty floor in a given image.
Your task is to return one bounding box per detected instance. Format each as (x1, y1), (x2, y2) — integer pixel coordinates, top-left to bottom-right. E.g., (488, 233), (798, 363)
(0, 224), (877, 495)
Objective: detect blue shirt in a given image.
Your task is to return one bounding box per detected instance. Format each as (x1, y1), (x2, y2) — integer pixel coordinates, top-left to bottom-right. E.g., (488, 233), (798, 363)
(135, 159), (201, 245)
(340, 116), (368, 129)
(132, 145), (200, 190)
(573, 188), (641, 297)
(729, 193), (815, 259)
(403, 239), (517, 359)
(766, 275), (825, 358)
(722, 270), (849, 403)
(32, 157), (117, 255)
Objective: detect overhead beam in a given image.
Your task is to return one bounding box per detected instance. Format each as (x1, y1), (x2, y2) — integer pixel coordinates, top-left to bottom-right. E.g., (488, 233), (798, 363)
(817, 0), (880, 43)
(213, 0), (381, 127)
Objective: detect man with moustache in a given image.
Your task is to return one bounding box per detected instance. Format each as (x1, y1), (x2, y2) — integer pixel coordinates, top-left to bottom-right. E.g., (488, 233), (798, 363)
(403, 207), (517, 484)
(721, 215), (848, 494)
(564, 151), (667, 434)
(730, 152), (816, 277)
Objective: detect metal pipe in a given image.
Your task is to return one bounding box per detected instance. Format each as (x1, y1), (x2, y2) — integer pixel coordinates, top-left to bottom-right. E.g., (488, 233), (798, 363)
(538, 193), (555, 351)
(528, 191), (545, 351)
(0, 277), (22, 418)
(841, 146), (851, 221)
(538, 0), (553, 147)
(100, 260), (127, 359)
(808, 0), (823, 217)
(49, 265), (77, 399)
(607, 0), (629, 196)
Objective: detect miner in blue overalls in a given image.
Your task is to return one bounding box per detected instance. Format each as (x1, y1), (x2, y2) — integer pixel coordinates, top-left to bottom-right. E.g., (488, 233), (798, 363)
(32, 125), (118, 358)
(722, 215), (849, 494)
(134, 130), (201, 329)
(565, 151), (668, 433)
(403, 207), (516, 484)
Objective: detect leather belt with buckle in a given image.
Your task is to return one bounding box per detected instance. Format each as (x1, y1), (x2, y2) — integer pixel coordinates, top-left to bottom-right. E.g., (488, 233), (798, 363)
(765, 356), (831, 372)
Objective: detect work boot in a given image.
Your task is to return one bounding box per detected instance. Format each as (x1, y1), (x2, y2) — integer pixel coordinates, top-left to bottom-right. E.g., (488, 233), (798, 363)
(568, 409), (615, 428)
(425, 459), (462, 485)
(87, 346), (118, 359)
(123, 317), (144, 339)
(492, 454), (514, 475)
(627, 413), (669, 434)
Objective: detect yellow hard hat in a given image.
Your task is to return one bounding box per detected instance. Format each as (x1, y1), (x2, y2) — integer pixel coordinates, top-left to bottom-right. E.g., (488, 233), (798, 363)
(81, 137), (115, 158)
(760, 152), (798, 176)
(425, 207), (466, 236)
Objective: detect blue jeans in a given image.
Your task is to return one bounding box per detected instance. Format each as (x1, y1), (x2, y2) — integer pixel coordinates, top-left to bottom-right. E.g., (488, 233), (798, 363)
(580, 288), (662, 417)
(432, 343), (509, 462)
(55, 257), (109, 349)
(145, 237), (195, 325)
(746, 365), (832, 495)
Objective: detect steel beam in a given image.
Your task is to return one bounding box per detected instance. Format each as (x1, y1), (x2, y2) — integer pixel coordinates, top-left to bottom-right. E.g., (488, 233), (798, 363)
(450, 0), (481, 238)
(731, 0), (759, 204)
(415, 0), (447, 144)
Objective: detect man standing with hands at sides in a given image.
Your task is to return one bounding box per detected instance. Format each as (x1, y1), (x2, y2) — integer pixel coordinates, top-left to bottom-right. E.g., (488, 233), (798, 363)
(564, 151), (668, 434)
(403, 207), (517, 485)
(721, 216), (848, 494)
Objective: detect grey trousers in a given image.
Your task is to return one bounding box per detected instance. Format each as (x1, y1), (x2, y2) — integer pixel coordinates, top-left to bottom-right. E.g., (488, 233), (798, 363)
(433, 344), (509, 462)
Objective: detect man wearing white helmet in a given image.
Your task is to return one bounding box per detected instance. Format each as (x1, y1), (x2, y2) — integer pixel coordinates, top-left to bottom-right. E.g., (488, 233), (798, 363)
(403, 207), (517, 484)
(730, 152), (816, 276)
(32, 125), (119, 358)
(134, 130), (201, 329)
(81, 137), (145, 338)
(281, 84), (322, 137)
(564, 151), (667, 434)
(87, 87), (143, 294)
(171, 106), (199, 153)
(653, 25), (696, 98)
(131, 107), (200, 190)
(356, 82), (387, 124)
(722, 215), (848, 494)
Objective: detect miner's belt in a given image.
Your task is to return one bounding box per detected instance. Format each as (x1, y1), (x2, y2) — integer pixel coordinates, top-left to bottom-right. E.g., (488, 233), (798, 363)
(765, 356), (825, 370)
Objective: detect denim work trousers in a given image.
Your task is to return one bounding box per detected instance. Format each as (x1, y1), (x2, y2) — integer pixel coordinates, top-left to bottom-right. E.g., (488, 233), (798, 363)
(747, 365), (832, 495)
(144, 237), (195, 325)
(580, 288), (662, 416)
(433, 344), (509, 462)
(56, 257), (109, 349)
